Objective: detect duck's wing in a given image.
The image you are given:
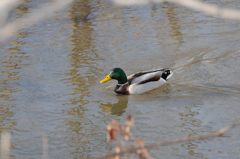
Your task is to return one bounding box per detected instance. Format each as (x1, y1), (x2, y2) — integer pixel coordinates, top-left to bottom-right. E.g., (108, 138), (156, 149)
(128, 78), (167, 94)
(127, 69), (166, 84)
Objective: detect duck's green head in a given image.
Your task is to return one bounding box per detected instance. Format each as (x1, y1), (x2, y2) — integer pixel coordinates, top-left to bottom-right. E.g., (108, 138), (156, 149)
(100, 68), (128, 84)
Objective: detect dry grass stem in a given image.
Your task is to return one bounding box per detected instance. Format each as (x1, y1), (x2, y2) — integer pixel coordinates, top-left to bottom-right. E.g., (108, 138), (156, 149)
(0, 132), (11, 159)
(42, 135), (49, 159)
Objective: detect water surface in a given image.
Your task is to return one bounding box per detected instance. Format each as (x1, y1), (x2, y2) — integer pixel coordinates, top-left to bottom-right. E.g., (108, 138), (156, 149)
(0, 0), (240, 158)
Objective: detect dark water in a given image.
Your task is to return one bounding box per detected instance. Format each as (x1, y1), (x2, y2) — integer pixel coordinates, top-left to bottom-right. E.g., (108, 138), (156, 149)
(0, 0), (240, 158)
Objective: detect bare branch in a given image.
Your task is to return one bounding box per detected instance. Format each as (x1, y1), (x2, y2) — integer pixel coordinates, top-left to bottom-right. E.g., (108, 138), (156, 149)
(94, 121), (240, 159)
(0, 0), (74, 42)
(165, 0), (240, 20)
(0, 0), (23, 26)
(1, 0), (240, 42)
(112, 0), (240, 20)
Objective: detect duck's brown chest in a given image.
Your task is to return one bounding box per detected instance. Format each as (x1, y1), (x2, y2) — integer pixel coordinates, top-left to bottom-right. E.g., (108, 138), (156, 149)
(114, 84), (130, 95)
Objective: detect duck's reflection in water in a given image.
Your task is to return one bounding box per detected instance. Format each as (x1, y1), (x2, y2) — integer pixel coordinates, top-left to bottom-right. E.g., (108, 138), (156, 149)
(100, 96), (128, 116)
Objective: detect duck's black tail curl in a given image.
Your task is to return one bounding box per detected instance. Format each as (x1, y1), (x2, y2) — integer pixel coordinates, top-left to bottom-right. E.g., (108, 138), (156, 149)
(161, 69), (173, 81)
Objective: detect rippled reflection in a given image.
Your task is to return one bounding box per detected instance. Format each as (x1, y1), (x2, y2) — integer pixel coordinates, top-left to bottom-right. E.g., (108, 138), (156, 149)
(65, 0), (98, 158)
(100, 96), (128, 116)
(164, 3), (183, 45)
(0, 3), (29, 133)
(179, 105), (205, 158)
(67, 0), (95, 107)
(0, 30), (29, 159)
(0, 3), (30, 159)
(0, 14), (29, 159)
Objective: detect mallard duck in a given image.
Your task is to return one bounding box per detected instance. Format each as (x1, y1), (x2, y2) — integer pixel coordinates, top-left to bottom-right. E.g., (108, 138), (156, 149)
(100, 68), (173, 95)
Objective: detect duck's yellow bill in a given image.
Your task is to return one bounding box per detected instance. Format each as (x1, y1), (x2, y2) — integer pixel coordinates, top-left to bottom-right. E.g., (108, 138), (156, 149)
(100, 74), (112, 83)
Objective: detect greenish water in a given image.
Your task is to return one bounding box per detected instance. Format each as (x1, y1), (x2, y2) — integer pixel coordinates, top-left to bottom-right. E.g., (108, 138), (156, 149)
(1, 0), (240, 158)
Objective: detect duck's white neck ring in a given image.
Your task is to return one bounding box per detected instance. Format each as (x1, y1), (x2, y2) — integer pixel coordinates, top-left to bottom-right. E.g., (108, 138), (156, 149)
(116, 82), (128, 86)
